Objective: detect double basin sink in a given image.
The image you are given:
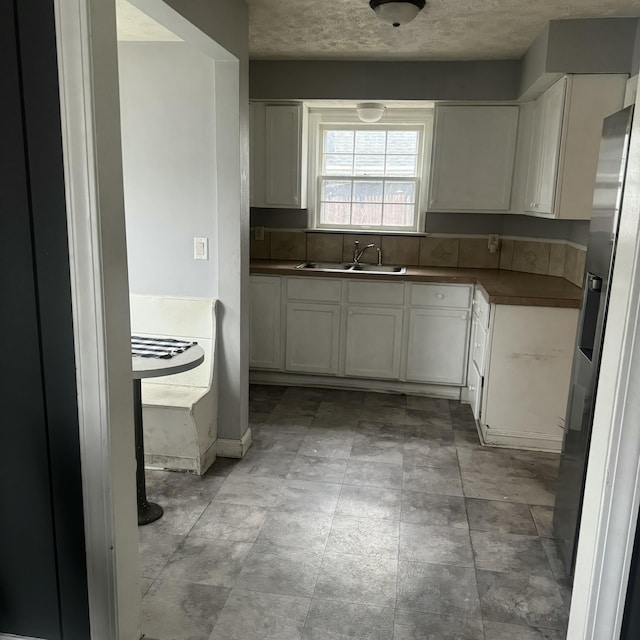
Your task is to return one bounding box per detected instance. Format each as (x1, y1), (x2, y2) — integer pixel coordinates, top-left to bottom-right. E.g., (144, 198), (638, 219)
(296, 261), (406, 275)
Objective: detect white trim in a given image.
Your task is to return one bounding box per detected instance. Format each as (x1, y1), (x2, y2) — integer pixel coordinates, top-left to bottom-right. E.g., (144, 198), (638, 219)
(0, 635), (45, 640)
(54, 0), (140, 638)
(479, 424), (563, 453)
(567, 87), (640, 639)
(216, 429), (252, 458)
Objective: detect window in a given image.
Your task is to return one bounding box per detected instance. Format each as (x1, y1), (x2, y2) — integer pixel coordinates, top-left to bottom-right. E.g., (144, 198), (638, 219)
(308, 110), (431, 233)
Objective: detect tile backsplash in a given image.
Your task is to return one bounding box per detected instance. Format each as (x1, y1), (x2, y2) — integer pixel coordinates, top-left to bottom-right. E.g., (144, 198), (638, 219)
(251, 229), (587, 287)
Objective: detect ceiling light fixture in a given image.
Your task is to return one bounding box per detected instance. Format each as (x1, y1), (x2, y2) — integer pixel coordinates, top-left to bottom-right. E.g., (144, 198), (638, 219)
(369, 0), (426, 28)
(356, 103), (386, 123)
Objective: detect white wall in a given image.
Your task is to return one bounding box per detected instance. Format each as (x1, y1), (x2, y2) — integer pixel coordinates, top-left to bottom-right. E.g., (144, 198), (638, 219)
(118, 41), (217, 298)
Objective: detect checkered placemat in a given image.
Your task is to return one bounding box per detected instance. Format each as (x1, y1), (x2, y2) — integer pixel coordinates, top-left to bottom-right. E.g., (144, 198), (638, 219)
(131, 335), (197, 359)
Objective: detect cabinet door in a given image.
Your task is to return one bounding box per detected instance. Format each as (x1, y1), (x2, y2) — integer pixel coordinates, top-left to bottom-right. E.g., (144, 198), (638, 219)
(468, 359), (482, 420)
(525, 77), (566, 214)
(406, 308), (470, 385)
(345, 306), (403, 379)
(285, 303), (340, 374)
(249, 276), (282, 369)
(428, 105), (519, 211)
(265, 104), (305, 208)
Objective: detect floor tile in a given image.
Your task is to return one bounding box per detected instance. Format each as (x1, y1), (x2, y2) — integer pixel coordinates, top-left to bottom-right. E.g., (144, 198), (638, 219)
(397, 561), (481, 619)
(360, 405), (406, 425)
(344, 459), (403, 489)
(140, 577), (154, 596)
(364, 392), (407, 409)
(541, 537), (570, 582)
(471, 531), (552, 576)
(228, 450), (296, 479)
(322, 389), (366, 405)
(213, 475), (284, 507)
(314, 552), (397, 607)
(325, 515), (399, 558)
(483, 621), (565, 639)
(316, 401), (363, 420)
(261, 413), (314, 433)
(274, 479), (341, 514)
(303, 599), (394, 640)
(142, 579), (229, 640)
(350, 434), (405, 465)
(403, 439), (458, 468)
(210, 588), (310, 640)
(406, 396), (450, 415)
(400, 522), (473, 567)
(300, 432), (354, 459)
(249, 384), (286, 402)
(402, 465), (463, 497)
(356, 420), (405, 441)
(510, 450), (560, 480)
(466, 498), (538, 535)
(530, 505), (556, 538)
(461, 471), (527, 503)
(281, 386), (326, 403)
(205, 457), (241, 478)
(336, 484), (402, 520)
(138, 530), (183, 579)
(453, 430), (483, 449)
(255, 510), (332, 552)
(458, 448), (516, 476)
(287, 455), (347, 483)
(449, 401), (477, 431)
(405, 410), (453, 432)
(394, 609), (484, 640)
(235, 544), (323, 597)
(400, 491), (468, 528)
(477, 570), (568, 630)
(159, 537), (251, 588)
(519, 477), (557, 506)
(190, 502), (268, 543)
(251, 431), (307, 454)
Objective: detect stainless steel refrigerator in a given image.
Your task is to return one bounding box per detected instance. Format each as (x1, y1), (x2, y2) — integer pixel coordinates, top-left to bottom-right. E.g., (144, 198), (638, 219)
(553, 105), (635, 576)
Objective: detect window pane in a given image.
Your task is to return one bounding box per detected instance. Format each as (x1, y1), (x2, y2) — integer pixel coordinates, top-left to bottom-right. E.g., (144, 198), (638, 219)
(324, 130), (354, 154)
(354, 130), (386, 155)
(321, 202), (351, 226)
(353, 181), (383, 203)
(322, 180), (352, 202)
(382, 203), (414, 227)
(386, 130), (418, 154)
(384, 181), (415, 203)
(323, 153), (353, 176)
(352, 203), (383, 226)
(354, 155), (385, 176)
(385, 155), (417, 176)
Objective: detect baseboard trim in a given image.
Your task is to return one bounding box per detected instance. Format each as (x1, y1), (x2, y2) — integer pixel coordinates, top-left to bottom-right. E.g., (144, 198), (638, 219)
(217, 428), (252, 459)
(0, 635), (45, 640)
(250, 371), (462, 400)
(479, 423), (563, 453)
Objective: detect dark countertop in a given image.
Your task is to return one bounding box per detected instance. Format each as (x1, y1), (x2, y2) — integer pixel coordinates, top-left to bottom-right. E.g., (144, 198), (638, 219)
(250, 260), (582, 309)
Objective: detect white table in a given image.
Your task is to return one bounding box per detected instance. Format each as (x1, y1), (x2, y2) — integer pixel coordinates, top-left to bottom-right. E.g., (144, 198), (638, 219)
(132, 345), (205, 525)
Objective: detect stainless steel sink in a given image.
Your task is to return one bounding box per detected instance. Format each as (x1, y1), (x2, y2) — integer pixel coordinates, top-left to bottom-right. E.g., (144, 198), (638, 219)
(296, 261), (406, 275)
(296, 261), (352, 271)
(350, 264), (406, 274)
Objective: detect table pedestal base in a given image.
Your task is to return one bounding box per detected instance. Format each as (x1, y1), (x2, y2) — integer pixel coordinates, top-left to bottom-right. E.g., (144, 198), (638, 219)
(138, 500), (163, 526)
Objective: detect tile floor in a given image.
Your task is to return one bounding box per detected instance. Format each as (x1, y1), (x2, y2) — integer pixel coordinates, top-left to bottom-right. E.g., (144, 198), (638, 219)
(140, 385), (570, 640)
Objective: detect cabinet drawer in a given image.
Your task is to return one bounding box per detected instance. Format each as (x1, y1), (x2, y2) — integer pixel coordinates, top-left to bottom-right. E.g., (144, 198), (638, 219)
(287, 277), (342, 302)
(472, 287), (490, 330)
(410, 284), (471, 309)
(347, 280), (404, 306)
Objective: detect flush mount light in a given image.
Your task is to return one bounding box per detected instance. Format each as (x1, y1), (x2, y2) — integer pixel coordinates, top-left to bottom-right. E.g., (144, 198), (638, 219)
(356, 103), (386, 123)
(369, 0), (426, 27)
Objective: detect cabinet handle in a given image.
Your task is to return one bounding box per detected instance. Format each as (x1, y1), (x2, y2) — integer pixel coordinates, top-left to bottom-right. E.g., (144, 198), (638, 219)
(469, 386), (476, 392)
(475, 343), (481, 348)
(436, 294), (445, 299)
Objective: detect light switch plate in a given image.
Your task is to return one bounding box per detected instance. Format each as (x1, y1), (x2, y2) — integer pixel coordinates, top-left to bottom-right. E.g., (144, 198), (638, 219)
(194, 237), (208, 260)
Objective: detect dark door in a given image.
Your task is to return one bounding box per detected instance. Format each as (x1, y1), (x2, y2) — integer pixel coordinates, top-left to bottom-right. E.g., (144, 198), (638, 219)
(0, 1), (90, 638)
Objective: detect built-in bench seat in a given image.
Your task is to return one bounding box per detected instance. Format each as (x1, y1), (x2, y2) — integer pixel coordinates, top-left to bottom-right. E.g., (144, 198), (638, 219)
(129, 295), (218, 476)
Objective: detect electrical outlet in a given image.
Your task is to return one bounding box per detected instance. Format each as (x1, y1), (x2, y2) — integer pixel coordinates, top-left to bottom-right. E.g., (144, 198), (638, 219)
(255, 226), (265, 241)
(194, 237), (208, 260)
(487, 234), (500, 254)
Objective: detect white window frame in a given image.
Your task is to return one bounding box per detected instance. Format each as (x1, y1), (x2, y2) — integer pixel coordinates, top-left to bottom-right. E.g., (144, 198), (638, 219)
(307, 108), (433, 233)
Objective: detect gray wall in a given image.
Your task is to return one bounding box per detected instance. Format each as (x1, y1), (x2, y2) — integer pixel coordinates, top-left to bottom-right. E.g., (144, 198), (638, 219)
(250, 60), (521, 101)
(119, 42), (217, 298)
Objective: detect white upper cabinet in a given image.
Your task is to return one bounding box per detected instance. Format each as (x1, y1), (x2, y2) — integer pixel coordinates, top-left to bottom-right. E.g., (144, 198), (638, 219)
(250, 102), (308, 209)
(518, 74), (627, 219)
(428, 105), (519, 212)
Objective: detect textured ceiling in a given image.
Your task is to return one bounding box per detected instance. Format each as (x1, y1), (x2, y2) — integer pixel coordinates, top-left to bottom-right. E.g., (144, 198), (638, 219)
(115, 0), (182, 42)
(249, 0), (640, 60)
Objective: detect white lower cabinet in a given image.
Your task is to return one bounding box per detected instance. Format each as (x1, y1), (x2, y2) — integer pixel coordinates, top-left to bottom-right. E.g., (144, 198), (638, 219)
(344, 306), (403, 380)
(249, 275), (282, 370)
(285, 302), (340, 374)
(406, 308), (469, 385)
(467, 360), (482, 420)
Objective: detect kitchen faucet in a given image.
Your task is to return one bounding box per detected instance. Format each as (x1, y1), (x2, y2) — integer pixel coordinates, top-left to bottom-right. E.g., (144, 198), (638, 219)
(353, 240), (376, 265)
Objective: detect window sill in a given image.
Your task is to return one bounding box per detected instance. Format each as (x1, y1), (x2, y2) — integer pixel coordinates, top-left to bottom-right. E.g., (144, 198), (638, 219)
(306, 228), (427, 237)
